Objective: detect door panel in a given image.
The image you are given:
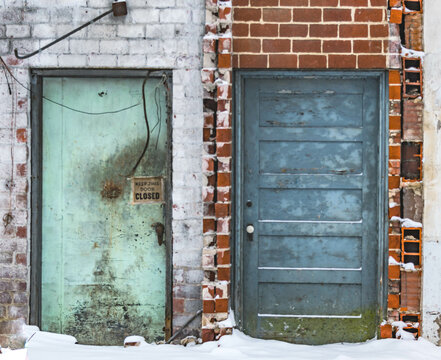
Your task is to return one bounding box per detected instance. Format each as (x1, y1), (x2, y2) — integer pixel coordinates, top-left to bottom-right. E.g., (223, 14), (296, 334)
(41, 77), (168, 345)
(239, 73), (384, 344)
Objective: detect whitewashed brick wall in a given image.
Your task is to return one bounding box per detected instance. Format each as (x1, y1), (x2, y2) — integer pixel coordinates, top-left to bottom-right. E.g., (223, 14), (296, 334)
(0, 0), (204, 346)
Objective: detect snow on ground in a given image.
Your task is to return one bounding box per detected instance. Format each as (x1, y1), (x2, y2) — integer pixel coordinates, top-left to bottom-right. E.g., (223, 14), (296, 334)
(2, 328), (441, 360)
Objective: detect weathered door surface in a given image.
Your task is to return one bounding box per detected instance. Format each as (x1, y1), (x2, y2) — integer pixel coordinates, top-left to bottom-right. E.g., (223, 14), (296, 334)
(41, 76), (168, 345)
(239, 72), (384, 344)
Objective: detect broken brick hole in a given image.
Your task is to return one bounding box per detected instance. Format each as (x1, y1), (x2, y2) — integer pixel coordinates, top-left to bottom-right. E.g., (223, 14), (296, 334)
(401, 142), (422, 181)
(402, 228), (422, 267)
(402, 0), (422, 13)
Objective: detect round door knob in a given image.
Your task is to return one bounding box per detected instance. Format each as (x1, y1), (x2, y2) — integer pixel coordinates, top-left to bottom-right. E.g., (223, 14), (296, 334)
(246, 225), (254, 234)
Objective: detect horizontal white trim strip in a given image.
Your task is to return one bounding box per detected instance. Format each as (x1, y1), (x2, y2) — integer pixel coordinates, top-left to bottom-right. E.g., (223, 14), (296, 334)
(258, 267), (362, 271)
(258, 314), (362, 319)
(259, 220), (362, 224)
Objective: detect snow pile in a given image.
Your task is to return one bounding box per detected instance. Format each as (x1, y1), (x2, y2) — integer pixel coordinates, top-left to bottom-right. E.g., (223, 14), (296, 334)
(218, 309), (236, 328)
(0, 349), (27, 360)
(392, 321), (418, 341)
(11, 327), (441, 360)
(123, 336), (146, 347)
(401, 46), (425, 60)
(388, 256), (416, 271)
(390, 216), (422, 228)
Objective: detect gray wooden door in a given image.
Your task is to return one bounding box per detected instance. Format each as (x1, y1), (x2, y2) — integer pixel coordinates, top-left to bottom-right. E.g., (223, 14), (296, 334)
(237, 72), (386, 344)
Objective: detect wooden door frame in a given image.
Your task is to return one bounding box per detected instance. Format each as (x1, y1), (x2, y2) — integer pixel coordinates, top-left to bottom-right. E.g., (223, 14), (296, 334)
(232, 70), (389, 335)
(30, 69), (174, 339)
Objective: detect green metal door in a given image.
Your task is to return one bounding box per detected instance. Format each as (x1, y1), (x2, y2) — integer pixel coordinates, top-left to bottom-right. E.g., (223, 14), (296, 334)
(40, 76), (169, 345)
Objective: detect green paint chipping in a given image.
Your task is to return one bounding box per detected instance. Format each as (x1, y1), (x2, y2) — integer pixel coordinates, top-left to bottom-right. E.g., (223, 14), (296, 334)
(41, 77), (168, 345)
(256, 309), (377, 345)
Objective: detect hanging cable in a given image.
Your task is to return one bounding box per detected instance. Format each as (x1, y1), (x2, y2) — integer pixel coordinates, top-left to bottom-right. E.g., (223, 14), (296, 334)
(0, 61), (12, 95)
(0, 55), (140, 115)
(126, 71), (151, 178)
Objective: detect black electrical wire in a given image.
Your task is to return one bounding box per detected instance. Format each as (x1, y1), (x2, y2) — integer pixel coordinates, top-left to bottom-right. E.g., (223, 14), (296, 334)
(127, 71), (151, 177)
(0, 62), (12, 95)
(0, 55), (141, 115)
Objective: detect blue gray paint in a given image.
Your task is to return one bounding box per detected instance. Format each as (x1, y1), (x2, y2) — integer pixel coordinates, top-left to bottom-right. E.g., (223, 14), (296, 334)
(236, 72), (386, 344)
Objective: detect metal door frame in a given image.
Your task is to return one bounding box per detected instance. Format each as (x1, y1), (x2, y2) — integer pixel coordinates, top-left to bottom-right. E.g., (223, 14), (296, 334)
(30, 69), (174, 339)
(232, 70), (389, 335)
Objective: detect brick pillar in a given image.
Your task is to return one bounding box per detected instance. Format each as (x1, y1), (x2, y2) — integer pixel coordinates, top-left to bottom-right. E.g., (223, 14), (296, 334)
(0, 61), (29, 348)
(201, 0), (233, 342)
(382, 1), (423, 339)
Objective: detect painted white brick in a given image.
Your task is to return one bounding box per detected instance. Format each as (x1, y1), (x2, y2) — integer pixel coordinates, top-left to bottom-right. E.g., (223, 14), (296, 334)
(99, 40), (129, 54)
(0, 40), (9, 55)
(69, 39), (99, 54)
(123, 0), (148, 6)
(55, 24), (88, 39)
(87, 54), (117, 67)
(173, 133), (202, 147)
(128, 39), (159, 55)
(172, 113), (202, 129)
(0, 94), (13, 114)
(32, 24), (57, 38)
(192, 9), (205, 25)
(5, 25), (30, 38)
(87, 24), (117, 39)
(173, 187), (202, 205)
(11, 210), (28, 226)
(145, 54), (175, 68)
(159, 39), (178, 56)
(116, 24), (145, 38)
(72, 7), (102, 23)
(0, 0), (205, 338)
(154, 0), (176, 7)
(41, 38), (69, 54)
(117, 55), (146, 67)
(145, 24), (175, 39)
(23, 8), (50, 23)
(172, 203), (203, 220)
(0, 9), (24, 24)
(29, 53), (58, 67)
(87, 0), (109, 7)
(13, 145), (27, 163)
(174, 98), (203, 116)
(172, 219), (203, 238)
(174, 128), (203, 143)
(27, 0), (83, 7)
(0, 129), (12, 144)
(172, 155), (202, 173)
(173, 172), (203, 187)
(48, 8), (74, 23)
(129, 9), (160, 24)
(174, 23), (203, 38)
(173, 249), (202, 268)
(15, 113), (28, 128)
(176, 55), (201, 69)
(58, 54), (88, 67)
(159, 9), (191, 24)
(0, 25), (6, 38)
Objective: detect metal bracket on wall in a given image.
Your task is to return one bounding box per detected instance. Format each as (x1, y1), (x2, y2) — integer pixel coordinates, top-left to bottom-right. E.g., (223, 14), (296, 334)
(14, 1), (127, 59)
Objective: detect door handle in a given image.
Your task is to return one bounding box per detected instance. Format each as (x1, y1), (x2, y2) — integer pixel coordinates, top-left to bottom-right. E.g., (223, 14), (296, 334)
(246, 224), (254, 242)
(152, 222), (165, 246)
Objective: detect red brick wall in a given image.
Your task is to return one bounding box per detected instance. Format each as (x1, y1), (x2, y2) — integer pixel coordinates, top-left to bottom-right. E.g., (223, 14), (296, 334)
(201, 0), (424, 342)
(232, 0), (390, 69)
